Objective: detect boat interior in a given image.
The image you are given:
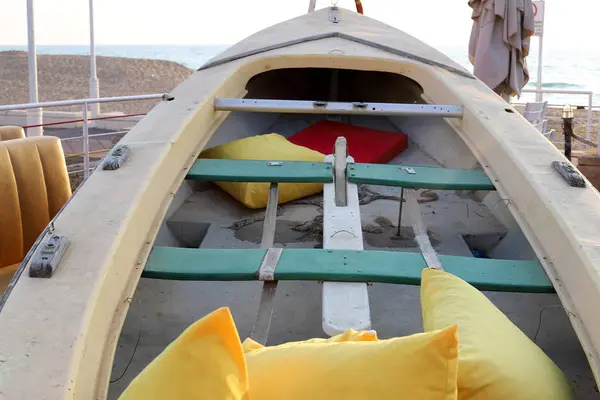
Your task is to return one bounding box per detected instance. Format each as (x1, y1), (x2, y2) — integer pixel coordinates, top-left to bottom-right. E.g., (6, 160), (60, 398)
(104, 67), (598, 398)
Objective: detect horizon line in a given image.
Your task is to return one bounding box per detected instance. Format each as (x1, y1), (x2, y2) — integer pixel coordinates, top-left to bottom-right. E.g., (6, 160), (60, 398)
(0, 43), (232, 47)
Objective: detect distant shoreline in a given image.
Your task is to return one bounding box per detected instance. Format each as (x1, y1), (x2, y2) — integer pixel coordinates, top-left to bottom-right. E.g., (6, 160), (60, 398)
(1, 43), (596, 105)
(0, 51), (193, 114)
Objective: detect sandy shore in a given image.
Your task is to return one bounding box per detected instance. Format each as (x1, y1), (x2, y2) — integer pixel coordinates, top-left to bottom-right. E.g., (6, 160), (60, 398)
(0, 51), (193, 114)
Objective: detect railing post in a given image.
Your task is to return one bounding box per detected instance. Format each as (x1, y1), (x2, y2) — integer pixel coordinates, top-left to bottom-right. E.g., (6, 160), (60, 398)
(588, 93), (593, 148)
(26, 0), (43, 137)
(88, 0), (100, 125)
(82, 103), (90, 178)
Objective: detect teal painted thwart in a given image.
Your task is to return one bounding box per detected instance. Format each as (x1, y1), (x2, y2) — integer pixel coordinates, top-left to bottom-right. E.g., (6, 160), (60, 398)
(143, 247), (553, 293)
(348, 163), (495, 190)
(187, 159), (333, 183)
(186, 159), (496, 190)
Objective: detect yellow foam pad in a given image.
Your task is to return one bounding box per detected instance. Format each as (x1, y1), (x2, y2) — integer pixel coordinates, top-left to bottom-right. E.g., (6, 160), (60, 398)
(245, 325), (459, 399)
(421, 268), (575, 399)
(118, 307), (250, 400)
(199, 133), (325, 209)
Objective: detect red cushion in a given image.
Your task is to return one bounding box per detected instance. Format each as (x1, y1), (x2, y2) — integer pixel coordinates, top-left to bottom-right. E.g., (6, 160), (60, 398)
(288, 120), (408, 164)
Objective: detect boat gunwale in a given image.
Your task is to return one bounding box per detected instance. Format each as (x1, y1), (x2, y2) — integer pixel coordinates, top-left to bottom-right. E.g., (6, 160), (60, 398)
(198, 30), (475, 79)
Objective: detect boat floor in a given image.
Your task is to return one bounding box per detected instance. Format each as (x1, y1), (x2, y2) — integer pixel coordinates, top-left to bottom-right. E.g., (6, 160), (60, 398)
(108, 115), (599, 398)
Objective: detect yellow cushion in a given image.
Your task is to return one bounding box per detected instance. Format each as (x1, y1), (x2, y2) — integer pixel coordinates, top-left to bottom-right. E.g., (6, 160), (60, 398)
(242, 328), (378, 353)
(0, 263), (20, 295)
(118, 307), (250, 400)
(0, 126), (25, 141)
(421, 268), (575, 400)
(245, 325), (459, 399)
(199, 133), (325, 209)
(0, 136), (71, 268)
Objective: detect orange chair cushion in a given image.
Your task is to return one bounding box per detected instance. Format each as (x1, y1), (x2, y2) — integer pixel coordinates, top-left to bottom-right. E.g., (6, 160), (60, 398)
(0, 263), (20, 294)
(0, 126), (25, 141)
(0, 136), (71, 269)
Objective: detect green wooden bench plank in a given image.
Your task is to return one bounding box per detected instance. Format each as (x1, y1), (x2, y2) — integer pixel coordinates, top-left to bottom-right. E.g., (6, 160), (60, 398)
(186, 159), (495, 190)
(143, 247), (553, 293)
(143, 246), (267, 281)
(187, 159), (333, 183)
(348, 163), (495, 190)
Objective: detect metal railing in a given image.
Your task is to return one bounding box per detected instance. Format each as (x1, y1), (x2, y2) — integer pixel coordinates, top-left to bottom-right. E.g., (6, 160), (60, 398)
(515, 89), (595, 146)
(0, 93), (170, 178)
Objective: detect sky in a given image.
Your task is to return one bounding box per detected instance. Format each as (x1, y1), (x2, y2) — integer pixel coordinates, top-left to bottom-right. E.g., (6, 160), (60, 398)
(0, 0), (595, 50)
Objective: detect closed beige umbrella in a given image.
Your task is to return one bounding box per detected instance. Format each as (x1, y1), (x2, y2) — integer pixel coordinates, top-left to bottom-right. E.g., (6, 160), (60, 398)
(468, 0), (535, 100)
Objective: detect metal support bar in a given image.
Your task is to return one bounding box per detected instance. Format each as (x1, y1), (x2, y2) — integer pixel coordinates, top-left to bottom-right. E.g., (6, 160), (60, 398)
(251, 182), (280, 345)
(396, 188), (404, 236)
(61, 130), (128, 142)
(214, 98), (464, 118)
(334, 137), (348, 207)
(82, 104), (90, 179)
(0, 93), (173, 112)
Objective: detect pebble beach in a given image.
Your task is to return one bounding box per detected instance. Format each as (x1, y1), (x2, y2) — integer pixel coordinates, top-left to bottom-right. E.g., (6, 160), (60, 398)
(0, 50), (193, 114)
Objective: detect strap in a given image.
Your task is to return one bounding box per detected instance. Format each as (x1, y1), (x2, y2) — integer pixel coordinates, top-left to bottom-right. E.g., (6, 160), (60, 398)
(258, 248), (283, 281)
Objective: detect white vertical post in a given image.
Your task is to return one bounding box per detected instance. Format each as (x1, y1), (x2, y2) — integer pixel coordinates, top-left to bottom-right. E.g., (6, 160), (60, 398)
(588, 93), (593, 148)
(26, 0), (43, 136)
(597, 106), (600, 156)
(82, 104), (90, 178)
(308, 0), (317, 12)
(534, 0), (545, 102)
(88, 0), (100, 123)
(334, 137), (348, 206)
(536, 34), (544, 102)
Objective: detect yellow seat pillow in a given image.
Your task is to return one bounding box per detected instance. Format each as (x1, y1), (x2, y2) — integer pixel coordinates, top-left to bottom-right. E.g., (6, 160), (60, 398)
(118, 307), (249, 400)
(244, 325), (459, 399)
(199, 133), (325, 209)
(421, 268), (575, 400)
(242, 328), (378, 353)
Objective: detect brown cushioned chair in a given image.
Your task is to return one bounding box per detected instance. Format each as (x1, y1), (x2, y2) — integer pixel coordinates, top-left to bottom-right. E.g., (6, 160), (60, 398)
(0, 136), (71, 292)
(0, 126), (26, 141)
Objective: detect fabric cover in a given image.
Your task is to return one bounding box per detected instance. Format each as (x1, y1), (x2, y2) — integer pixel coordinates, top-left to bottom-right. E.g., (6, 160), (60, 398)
(118, 307), (250, 400)
(0, 136), (71, 270)
(199, 133), (325, 209)
(0, 126), (25, 141)
(288, 120), (408, 164)
(421, 268), (575, 399)
(244, 325), (459, 399)
(468, 0), (535, 98)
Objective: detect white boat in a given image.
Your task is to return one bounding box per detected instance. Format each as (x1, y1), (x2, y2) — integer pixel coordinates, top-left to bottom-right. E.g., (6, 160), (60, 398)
(0, 5), (599, 399)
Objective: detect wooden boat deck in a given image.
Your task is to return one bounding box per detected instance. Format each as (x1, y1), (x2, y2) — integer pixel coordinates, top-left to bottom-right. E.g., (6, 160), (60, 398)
(107, 113), (597, 398)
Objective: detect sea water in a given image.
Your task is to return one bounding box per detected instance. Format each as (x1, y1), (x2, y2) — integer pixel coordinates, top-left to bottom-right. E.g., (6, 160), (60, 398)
(0, 44), (595, 106)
